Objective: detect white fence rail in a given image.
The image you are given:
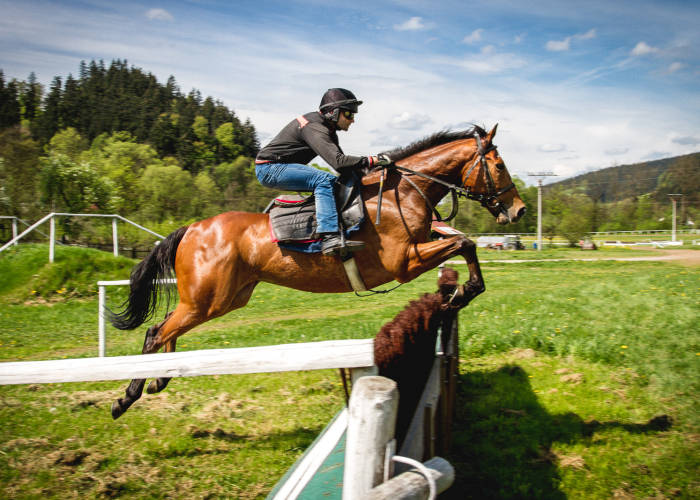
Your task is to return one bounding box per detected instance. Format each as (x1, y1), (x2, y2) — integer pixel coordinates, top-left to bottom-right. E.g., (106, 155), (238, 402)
(0, 338), (375, 385)
(0, 212), (165, 261)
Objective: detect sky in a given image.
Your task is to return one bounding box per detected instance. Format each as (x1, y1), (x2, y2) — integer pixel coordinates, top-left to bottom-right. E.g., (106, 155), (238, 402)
(1, 0), (699, 185)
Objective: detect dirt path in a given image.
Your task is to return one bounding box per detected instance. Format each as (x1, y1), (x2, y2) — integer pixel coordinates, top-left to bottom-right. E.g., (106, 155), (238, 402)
(654, 249), (700, 266)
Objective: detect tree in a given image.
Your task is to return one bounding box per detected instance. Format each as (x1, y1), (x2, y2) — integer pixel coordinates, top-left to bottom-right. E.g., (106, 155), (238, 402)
(40, 155), (114, 214)
(33, 76), (62, 142)
(193, 171), (221, 218)
(19, 72), (42, 123)
(88, 132), (163, 214)
(138, 164), (195, 221)
(0, 127), (41, 217)
(215, 122), (243, 159)
(47, 127), (88, 161)
(0, 70), (21, 129)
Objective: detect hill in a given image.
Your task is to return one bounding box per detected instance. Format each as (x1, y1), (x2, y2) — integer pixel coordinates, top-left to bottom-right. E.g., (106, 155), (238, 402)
(544, 152), (700, 203)
(0, 244), (136, 302)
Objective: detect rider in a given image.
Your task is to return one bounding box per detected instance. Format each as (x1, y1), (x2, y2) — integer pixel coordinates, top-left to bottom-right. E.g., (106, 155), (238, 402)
(255, 88), (390, 255)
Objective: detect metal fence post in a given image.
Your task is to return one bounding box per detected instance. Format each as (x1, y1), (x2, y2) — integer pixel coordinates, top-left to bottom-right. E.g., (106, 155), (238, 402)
(49, 215), (55, 263)
(112, 217), (119, 257)
(98, 285), (106, 357)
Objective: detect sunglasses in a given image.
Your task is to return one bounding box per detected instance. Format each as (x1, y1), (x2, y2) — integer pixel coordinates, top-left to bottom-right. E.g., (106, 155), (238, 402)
(342, 110), (355, 120)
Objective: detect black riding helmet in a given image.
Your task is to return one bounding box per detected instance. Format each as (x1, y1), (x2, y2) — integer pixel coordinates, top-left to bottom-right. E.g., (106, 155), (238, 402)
(319, 88), (363, 122)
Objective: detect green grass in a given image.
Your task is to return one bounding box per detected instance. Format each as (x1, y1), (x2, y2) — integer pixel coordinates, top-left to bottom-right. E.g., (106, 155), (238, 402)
(0, 244), (698, 498)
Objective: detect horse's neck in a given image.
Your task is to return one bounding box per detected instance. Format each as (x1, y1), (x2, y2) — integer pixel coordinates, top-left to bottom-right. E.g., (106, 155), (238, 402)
(402, 145), (472, 202)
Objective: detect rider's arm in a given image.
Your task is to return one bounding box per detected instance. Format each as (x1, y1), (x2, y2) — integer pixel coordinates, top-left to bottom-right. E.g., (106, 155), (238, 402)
(302, 122), (371, 171)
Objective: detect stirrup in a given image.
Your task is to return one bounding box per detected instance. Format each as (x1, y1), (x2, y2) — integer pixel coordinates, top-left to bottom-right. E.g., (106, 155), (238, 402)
(321, 235), (365, 256)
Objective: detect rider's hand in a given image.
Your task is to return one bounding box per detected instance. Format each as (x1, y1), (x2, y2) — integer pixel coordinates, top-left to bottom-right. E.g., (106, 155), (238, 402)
(375, 154), (393, 166)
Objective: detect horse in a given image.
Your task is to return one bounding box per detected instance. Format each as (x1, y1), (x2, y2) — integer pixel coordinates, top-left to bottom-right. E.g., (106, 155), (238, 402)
(108, 124), (526, 419)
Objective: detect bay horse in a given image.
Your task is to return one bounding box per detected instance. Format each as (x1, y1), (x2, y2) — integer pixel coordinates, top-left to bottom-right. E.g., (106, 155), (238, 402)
(109, 124), (526, 419)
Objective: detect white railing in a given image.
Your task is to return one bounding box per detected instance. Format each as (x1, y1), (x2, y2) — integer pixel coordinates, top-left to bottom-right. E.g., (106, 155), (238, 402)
(0, 339), (375, 385)
(0, 213), (165, 262)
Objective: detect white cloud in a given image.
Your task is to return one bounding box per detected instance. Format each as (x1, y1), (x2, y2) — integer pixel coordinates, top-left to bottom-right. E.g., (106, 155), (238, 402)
(394, 17), (426, 31)
(387, 112), (432, 130)
(463, 29), (483, 44)
(546, 37), (570, 52)
(538, 144), (566, 153)
(443, 45), (526, 74)
(546, 29), (596, 52)
(145, 8), (174, 22)
(630, 41), (659, 56)
(667, 62), (685, 73)
(577, 28), (596, 40)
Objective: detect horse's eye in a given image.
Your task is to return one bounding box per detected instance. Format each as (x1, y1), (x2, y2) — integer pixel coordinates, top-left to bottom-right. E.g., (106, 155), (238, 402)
(495, 162), (505, 170)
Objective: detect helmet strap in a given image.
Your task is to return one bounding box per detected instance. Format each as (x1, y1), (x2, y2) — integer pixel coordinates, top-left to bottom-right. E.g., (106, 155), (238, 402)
(323, 108), (340, 123)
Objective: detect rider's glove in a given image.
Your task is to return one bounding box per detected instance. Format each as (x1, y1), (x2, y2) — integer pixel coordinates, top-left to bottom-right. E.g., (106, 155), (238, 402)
(376, 154), (393, 166)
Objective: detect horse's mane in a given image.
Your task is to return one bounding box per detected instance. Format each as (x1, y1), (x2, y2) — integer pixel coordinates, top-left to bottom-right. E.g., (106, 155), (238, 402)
(381, 125), (487, 163)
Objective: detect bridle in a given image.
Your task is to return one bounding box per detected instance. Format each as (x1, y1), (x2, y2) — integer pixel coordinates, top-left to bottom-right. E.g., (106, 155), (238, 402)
(460, 133), (516, 218)
(380, 132), (516, 223)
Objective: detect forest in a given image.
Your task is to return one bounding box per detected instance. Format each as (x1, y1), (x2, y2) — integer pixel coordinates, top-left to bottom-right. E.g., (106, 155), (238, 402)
(0, 59), (698, 248)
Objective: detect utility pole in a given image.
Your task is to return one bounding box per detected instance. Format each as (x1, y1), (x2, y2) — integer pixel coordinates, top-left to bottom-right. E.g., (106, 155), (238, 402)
(668, 194), (682, 242)
(527, 172), (557, 251)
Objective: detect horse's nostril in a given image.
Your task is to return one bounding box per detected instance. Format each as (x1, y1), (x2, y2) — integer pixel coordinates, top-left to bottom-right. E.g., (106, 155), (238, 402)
(517, 207), (526, 219)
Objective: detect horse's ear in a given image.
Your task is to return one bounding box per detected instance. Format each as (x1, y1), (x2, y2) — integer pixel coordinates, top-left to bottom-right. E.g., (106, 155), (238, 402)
(487, 123), (498, 142)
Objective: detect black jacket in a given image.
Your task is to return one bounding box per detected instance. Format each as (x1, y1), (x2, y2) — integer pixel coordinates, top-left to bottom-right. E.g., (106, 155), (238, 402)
(256, 111), (370, 172)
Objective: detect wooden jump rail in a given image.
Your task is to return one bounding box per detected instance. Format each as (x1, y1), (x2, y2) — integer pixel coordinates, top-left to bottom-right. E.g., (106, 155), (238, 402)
(0, 339), (375, 385)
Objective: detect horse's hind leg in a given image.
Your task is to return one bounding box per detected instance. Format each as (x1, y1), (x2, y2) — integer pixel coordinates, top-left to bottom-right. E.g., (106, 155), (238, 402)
(111, 320), (163, 420)
(146, 338), (176, 394)
(111, 312), (182, 419)
(111, 280), (259, 419)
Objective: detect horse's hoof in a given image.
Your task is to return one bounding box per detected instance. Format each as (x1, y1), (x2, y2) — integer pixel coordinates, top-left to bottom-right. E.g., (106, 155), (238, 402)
(146, 380), (160, 394)
(111, 400), (125, 420)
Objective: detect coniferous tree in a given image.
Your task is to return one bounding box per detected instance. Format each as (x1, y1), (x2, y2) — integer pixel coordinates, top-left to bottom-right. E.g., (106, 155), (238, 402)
(21, 72), (41, 123)
(33, 76), (62, 142)
(0, 70), (21, 129)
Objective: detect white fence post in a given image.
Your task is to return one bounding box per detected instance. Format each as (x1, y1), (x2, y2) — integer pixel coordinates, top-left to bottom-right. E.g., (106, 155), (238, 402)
(98, 285), (106, 357)
(112, 217), (119, 257)
(343, 376), (399, 500)
(49, 215), (55, 263)
(12, 217), (18, 246)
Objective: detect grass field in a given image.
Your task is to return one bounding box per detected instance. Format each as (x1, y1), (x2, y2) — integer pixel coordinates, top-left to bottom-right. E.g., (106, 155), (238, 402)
(0, 244), (698, 499)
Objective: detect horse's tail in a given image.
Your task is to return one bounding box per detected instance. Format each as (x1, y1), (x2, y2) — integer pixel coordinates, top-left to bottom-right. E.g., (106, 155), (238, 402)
(109, 226), (189, 330)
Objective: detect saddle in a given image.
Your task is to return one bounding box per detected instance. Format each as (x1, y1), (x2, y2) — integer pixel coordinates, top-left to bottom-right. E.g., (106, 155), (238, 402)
(265, 172), (365, 253)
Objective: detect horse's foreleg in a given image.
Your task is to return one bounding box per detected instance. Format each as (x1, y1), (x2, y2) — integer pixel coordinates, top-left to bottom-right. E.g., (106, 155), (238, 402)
(401, 236), (485, 304)
(458, 237), (485, 305)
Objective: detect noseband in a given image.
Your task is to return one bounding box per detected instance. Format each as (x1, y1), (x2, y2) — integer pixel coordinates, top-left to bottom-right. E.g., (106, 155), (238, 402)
(383, 132), (516, 222)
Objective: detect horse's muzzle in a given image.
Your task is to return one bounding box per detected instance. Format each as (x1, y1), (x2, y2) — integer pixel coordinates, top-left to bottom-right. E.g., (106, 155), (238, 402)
(496, 204), (526, 225)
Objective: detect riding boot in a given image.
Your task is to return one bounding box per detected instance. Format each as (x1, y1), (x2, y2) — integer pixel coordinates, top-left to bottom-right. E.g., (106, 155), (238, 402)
(321, 233), (365, 256)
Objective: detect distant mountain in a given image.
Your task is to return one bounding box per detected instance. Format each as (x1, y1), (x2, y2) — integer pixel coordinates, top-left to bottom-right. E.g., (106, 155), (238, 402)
(544, 152), (700, 203)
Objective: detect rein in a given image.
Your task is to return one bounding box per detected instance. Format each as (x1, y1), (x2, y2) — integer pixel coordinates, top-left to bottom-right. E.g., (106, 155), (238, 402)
(377, 135), (516, 223)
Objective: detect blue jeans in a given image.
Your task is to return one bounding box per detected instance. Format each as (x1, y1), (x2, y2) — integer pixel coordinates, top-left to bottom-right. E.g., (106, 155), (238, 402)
(256, 163), (339, 233)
